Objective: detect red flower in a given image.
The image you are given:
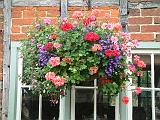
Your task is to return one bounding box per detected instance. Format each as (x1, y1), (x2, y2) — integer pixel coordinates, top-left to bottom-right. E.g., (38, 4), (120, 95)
(83, 18), (92, 26)
(105, 50), (120, 57)
(44, 42), (54, 51)
(105, 50), (112, 57)
(113, 50), (120, 57)
(122, 96), (129, 105)
(85, 32), (100, 41)
(60, 22), (74, 32)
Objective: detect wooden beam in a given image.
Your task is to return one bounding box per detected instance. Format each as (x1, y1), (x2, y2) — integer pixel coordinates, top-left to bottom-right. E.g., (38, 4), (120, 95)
(61, 0), (68, 18)
(2, 0), (11, 119)
(120, 0), (128, 32)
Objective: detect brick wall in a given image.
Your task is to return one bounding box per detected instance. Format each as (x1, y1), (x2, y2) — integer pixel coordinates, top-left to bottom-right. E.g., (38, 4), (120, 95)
(11, 6), (120, 40)
(11, 6), (60, 40)
(128, 0), (160, 41)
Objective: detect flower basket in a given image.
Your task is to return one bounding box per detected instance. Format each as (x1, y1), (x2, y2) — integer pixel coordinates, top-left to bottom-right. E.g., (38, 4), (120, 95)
(20, 9), (146, 102)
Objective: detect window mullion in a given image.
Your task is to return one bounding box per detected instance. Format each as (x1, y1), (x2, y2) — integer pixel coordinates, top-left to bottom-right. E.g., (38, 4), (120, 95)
(71, 86), (75, 120)
(38, 94), (42, 120)
(94, 79), (97, 120)
(151, 53), (156, 120)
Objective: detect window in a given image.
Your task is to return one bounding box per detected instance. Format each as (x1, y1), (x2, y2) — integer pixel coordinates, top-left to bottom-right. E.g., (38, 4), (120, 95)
(70, 79), (119, 120)
(127, 49), (160, 120)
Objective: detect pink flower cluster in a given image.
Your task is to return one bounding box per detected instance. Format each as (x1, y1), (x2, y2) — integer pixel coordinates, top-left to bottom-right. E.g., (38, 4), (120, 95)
(45, 72), (65, 86)
(49, 57), (60, 67)
(92, 44), (102, 52)
(134, 55), (146, 68)
(72, 11), (83, 19)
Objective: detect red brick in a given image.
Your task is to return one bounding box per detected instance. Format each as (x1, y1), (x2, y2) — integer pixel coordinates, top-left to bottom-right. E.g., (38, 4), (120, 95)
(142, 8), (160, 16)
(128, 17), (152, 24)
(36, 11), (47, 17)
(12, 18), (35, 26)
(68, 6), (84, 11)
(111, 9), (119, 17)
(128, 25), (140, 32)
(36, 6), (59, 11)
(12, 11), (22, 18)
(128, 9), (140, 16)
(12, 7), (36, 12)
(11, 26), (20, 33)
(131, 33), (154, 41)
(141, 25), (160, 32)
(11, 34), (27, 40)
(46, 11), (60, 17)
(23, 10), (36, 18)
(21, 26), (31, 33)
(154, 17), (160, 24)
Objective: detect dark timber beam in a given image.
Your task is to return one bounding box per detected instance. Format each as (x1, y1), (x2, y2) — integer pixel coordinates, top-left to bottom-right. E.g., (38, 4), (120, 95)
(61, 0), (68, 18)
(120, 0), (128, 32)
(2, 0), (11, 119)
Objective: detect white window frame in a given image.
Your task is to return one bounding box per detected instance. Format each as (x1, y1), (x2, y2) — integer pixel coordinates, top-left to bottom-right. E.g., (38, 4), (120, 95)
(70, 79), (120, 120)
(16, 51), (67, 120)
(126, 49), (160, 120)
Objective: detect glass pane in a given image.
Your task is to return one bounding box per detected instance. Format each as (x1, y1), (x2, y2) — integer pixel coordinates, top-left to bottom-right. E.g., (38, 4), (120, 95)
(21, 88), (39, 120)
(154, 55), (160, 88)
(75, 89), (94, 120)
(155, 91), (160, 120)
(42, 97), (59, 120)
(97, 92), (115, 120)
(132, 55), (151, 87)
(132, 91), (152, 120)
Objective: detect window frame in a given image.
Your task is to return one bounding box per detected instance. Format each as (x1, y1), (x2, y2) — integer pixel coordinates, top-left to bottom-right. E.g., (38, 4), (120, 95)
(126, 49), (160, 120)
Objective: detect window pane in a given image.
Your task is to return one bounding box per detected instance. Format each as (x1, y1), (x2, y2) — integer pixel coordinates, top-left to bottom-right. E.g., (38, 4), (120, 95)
(132, 91), (152, 120)
(21, 88), (39, 120)
(42, 97), (59, 120)
(97, 92), (115, 120)
(155, 91), (160, 120)
(154, 55), (160, 88)
(75, 89), (94, 120)
(132, 55), (151, 87)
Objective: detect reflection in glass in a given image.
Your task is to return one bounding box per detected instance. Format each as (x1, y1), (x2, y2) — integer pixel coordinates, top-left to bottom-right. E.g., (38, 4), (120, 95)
(97, 92), (115, 120)
(132, 55), (151, 87)
(155, 91), (160, 120)
(132, 91), (152, 120)
(42, 97), (59, 120)
(75, 89), (94, 120)
(154, 55), (160, 88)
(21, 88), (39, 120)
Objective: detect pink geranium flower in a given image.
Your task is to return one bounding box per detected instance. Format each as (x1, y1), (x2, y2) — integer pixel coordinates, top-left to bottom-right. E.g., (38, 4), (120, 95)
(53, 43), (62, 49)
(92, 44), (102, 52)
(44, 18), (51, 24)
(72, 11), (83, 19)
(45, 72), (56, 81)
(52, 76), (65, 86)
(137, 60), (146, 68)
(113, 23), (122, 31)
(49, 57), (60, 67)
(110, 36), (118, 43)
(134, 87), (142, 94)
(128, 64), (136, 73)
